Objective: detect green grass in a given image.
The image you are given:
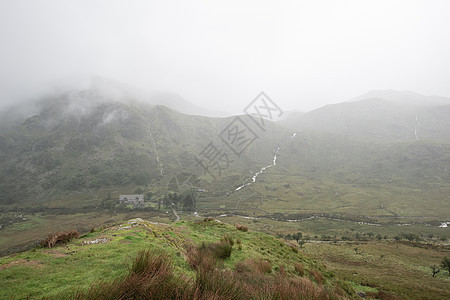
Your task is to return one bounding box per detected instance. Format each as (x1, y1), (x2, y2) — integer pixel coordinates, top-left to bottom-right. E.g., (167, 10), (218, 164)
(0, 218), (352, 299)
(0, 211), (172, 256)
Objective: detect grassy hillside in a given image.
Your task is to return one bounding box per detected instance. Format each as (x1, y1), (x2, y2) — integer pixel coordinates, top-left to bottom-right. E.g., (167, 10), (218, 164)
(305, 241), (450, 299)
(0, 218), (355, 299)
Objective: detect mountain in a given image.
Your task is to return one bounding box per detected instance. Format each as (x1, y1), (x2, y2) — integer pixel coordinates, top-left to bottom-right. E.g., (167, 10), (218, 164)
(280, 90), (450, 142)
(1, 86), (450, 211)
(1, 86), (449, 299)
(352, 90), (450, 107)
(0, 84), (286, 207)
(1, 85), (449, 259)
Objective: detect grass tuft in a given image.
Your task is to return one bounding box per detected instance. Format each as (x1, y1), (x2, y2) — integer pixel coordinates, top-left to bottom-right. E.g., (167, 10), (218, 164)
(235, 224), (249, 232)
(41, 230), (79, 248)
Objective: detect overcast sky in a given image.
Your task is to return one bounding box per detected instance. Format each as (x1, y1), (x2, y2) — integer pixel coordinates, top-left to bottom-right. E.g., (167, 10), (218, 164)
(1, 0), (450, 114)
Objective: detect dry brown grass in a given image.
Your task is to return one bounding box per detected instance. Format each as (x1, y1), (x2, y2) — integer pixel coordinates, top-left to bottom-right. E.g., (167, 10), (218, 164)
(74, 250), (191, 299)
(310, 268), (324, 285)
(75, 243), (348, 300)
(294, 262), (305, 276)
(235, 224), (248, 232)
(185, 235), (235, 271)
(235, 258), (272, 275)
(40, 230), (79, 248)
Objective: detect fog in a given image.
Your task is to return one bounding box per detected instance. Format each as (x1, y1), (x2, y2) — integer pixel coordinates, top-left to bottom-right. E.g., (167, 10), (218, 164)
(1, 0), (450, 115)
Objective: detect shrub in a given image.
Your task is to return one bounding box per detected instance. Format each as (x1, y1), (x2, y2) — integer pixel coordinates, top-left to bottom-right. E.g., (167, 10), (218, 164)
(294, 262), (305, 276)
(235, 224), (248, 232)
(211, 241), (233, 259)
(184, 236), (234, 270)
(441, 257), (450, 274)
(400, 232), (420, 241)
(236, 238), (242, 250)
(41, 230), (79, 248)
(221, 235), (234, 246)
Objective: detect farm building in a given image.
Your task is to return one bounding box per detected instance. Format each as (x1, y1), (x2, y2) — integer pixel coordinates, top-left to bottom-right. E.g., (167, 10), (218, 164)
(119, 195), (144, 207)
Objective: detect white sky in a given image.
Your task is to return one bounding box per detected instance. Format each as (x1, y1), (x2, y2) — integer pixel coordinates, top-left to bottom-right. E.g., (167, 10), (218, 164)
(1, 0), (449, 114)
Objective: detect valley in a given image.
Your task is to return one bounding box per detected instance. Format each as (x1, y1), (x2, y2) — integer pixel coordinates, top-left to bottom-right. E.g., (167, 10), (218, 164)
(0, 87), (449, 298)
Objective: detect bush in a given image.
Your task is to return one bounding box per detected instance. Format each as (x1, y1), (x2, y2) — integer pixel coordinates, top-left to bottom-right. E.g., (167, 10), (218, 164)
(185, 235), (234, 270)
(41, 230), (79, 248)
(211, 242), (233, 259)
(441, 257), (450, 274)
(235, 224), (248, 232)
(400, 232), (420, 242)
(221, 235), (234, 246)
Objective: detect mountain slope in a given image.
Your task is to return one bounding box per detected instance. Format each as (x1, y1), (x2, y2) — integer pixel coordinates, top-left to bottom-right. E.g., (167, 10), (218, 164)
(0, 218), (355, 299)
(0, 87), (287, 207)
(281, 90), (450, 142)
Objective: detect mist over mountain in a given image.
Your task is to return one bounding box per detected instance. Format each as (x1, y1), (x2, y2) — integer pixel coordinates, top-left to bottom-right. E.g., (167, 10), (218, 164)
(1, 81), (450, 209)
(0, 75), (229, 128)
(1, 81), (450, 300)
(0, 80), (289, 207)
(352, 90), (450, 107)
(2, 1), (450, 298)
(281, 90), (450, 142)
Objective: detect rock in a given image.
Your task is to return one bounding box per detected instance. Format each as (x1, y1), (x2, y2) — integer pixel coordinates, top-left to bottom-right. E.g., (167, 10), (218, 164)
(357, 291), (367, 298)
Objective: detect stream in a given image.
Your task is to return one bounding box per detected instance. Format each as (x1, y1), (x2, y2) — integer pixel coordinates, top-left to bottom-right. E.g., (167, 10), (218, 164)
(235, 147), (280, 191)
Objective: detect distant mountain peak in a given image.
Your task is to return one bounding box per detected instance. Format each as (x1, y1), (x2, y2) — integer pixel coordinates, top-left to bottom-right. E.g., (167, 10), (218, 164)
(352, 90), (450, 107)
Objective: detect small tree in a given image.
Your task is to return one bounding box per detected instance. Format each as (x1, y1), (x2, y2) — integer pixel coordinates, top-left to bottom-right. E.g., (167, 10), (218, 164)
(441, 257), (450, 274)
(430, 265), (441, 277)
(298, 240), (306, 248)
(292, 232), (303, 243)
